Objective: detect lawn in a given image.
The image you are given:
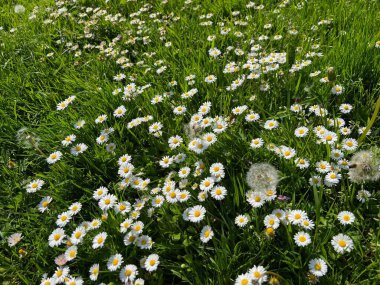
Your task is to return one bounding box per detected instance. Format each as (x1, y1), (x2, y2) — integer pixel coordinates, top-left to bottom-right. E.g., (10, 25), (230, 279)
(0, 0), (379, 284)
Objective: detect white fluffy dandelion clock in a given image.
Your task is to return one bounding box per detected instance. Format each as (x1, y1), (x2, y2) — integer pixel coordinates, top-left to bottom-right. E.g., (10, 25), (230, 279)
(246, 163), (279, 192)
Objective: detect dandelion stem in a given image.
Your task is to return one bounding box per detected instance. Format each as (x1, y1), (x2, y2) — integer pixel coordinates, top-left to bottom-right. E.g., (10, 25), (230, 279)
(313, 185), (321, 225)
(358, 96), (380, 145)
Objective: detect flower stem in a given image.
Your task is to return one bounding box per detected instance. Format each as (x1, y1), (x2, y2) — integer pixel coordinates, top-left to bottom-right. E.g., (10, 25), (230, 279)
(358, 96), (380, 145)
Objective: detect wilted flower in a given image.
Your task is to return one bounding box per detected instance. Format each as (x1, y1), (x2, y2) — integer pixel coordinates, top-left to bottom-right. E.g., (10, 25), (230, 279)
(8, 233), (23, 247)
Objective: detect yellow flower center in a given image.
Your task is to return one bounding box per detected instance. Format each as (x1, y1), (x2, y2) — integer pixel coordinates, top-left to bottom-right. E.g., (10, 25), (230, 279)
(343, 215), (350, 221)
(294, 213), (301, 219)
(119, 204), (126, 211)
(194, 210), (201, 217)
(338, 240), (347, 247)
(149, 259), (156, 266)
(42, 201), (49, 207)
(97, 237), (104, 244)
(314, 263), (321, 270)
(125, 269), (132, 276)
(31, 183), (38, 188)
(204, 230), (210, 238)
(255, 196), (261, 202)
(112, 258), (119, 266)
(241, 279), (249, 285)
(254, 271), (261, 278)
(299, 236), (306, 242)
(104, 198), (111, 205)
(74, 232), (82, 239)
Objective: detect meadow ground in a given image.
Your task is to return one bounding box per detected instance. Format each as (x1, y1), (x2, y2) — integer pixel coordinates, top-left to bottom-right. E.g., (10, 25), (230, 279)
(0, 0), (379, 284)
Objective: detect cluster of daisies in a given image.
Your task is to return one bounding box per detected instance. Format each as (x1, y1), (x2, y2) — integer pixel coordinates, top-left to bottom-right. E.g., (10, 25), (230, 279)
(5, 0), (380, 284)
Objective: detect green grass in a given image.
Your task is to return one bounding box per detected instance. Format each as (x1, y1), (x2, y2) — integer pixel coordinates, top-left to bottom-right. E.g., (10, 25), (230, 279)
(1, 0), (380, 284)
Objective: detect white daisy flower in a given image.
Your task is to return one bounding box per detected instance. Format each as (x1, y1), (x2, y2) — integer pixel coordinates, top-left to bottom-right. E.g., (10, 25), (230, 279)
(210, 186), (227, 200)
(337, 211), (355, 225)
(38, 196), (53, 212)
(107, 253), (123, 271)
(247, 191), (265, 208)
(118, 163), (135, 178)
(92, 232), (107, 249)
(235, 215), (249, 227)
(47, 151), (62, 164)
(235, 273), (252, 285)
(250, 138), (264, 148)
(248, 265), (267, 283)
(70, 143), (88, 156)
(93, 186), (108, 200)
(26, 179), (45, 193)
(64, 245), (78, 261)
(294, 231), (311, 247)
(98, 194), (117, 211)
(48, 228), (65, 247)
(331, 234), (354, 253)
(308, 258), (328, 277)
(89, 264), (100, 281)
(200, 226), (214, 243)
(119, 264), (138, 283)
(264, 214), (280, 229)
(56, 211), (72, 227)
(188, 205), (206, 223)
(62, 134), (76, 146)
(144, 254), (160, 271)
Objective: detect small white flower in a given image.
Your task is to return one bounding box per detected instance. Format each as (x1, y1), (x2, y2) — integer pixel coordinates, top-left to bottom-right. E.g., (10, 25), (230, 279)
(294, 231), (311, 247)
(331, 234), (354, 254)
(107, 253), (123, 271)
(337, 211), (355, 225)
(308, 258), (328, 277)
(200, 226), (214, 243)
